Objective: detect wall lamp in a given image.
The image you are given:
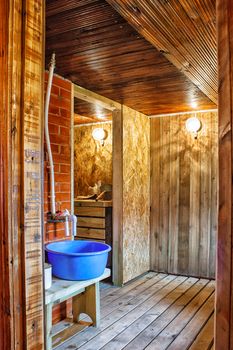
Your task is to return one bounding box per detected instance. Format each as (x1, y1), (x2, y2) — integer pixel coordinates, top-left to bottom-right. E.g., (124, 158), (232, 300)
(185, 117), (202, 139)
(92, 128), (107, 145)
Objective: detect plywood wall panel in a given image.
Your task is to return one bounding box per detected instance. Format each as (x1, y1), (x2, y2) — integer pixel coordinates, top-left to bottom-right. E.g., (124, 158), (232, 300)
(151, 111), (218, 279)
(73, 122), (112, 197)
(122, 106), (150, 283)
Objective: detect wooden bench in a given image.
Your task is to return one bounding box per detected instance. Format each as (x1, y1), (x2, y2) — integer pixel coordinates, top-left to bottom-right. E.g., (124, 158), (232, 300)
(45, 268), (111, 349)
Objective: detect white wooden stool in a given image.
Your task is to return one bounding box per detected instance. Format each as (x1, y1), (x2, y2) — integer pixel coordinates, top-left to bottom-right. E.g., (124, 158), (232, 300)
(45, 268), (110, 349)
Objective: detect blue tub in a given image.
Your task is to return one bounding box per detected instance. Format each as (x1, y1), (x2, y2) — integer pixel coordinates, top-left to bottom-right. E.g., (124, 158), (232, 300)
(45, 240), (111, 280)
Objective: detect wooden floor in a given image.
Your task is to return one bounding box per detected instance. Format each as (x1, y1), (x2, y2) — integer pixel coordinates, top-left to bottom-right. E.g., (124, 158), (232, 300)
(57, 272), (215, 350)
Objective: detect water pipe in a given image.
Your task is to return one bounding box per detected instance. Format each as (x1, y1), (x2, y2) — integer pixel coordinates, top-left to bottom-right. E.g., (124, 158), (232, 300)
(45, 53), (56, 216)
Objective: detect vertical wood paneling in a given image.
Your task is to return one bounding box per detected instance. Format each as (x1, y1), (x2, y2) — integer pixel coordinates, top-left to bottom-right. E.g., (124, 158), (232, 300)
(0, 1), (13, 348)
(168, 118), (180, 274)
(150, 118), (160, 272)
(150, 111), (218, 279)
(215, 0), (233, 348)
(22, 0), (44, 348)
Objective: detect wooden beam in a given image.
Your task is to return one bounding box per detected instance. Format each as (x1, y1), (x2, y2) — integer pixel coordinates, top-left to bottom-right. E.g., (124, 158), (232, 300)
(73, 84), (121, 112)
(112, 108), (123, 286)
(215, 0), (233, 349)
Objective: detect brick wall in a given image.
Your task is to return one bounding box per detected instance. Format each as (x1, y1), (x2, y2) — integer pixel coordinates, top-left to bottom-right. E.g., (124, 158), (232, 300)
(44, 73), (72, 241)
(44, 72), (72, 323)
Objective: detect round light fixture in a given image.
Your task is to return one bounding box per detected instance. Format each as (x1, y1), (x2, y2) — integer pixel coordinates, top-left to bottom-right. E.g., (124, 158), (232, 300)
(92, 128), (107, 145)
(185, 117), (202, 135)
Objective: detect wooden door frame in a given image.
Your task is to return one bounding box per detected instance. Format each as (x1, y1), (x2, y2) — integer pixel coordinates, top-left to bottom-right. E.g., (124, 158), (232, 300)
(73, 84), (123, 286)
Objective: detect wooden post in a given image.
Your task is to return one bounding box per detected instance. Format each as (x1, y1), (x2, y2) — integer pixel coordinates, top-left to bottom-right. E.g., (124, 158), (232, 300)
(112, 108), (124, 286)
(216, 0), (233, 349)
(0, 0), (45, 349)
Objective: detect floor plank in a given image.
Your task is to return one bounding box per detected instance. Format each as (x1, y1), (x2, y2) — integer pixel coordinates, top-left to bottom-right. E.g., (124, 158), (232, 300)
(189, 314), (214, 350)
(57, 273), (215, 350)
(145, 282), (215, 350)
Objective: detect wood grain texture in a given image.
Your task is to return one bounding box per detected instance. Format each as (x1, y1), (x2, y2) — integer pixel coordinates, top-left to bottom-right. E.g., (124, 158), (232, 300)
(151, 111), (218, 279)
(22, 0), (45, 348)
(0, 1), (16, 348)
(45, 0), (215, 116)
(112, 109), (123, 285)
(55, 273), (214, 350)
(74, 98), (112, 125)
(215, 0), (233, 348)
(107, 0), (217, 104)
(74, 122), (112, 196)
(122, 106), (150, 283)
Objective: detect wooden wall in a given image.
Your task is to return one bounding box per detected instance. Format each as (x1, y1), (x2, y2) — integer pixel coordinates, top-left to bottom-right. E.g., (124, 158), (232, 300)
(215, 0), (233, 348)
(122, 106), (150, 283)
(150, 111), (218, 279)
(1, 0), (45, 348)
(74, 122), (112, 197)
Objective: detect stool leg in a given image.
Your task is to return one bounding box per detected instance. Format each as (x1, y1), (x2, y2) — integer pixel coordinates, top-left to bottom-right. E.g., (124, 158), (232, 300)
(85, 282), (100, 327)
(45, 303), (53, 350)
(72, 282), (100, 327)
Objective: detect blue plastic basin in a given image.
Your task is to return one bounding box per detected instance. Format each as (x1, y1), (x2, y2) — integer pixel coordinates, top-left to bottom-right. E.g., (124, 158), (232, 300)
(45, 240), (111, 280)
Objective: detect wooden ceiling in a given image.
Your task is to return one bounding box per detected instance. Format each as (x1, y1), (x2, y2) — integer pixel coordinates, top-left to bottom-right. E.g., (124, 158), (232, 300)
(74, 98), (112, 124)
(46, 0), (216, 116)
(107, 0), (217, 104)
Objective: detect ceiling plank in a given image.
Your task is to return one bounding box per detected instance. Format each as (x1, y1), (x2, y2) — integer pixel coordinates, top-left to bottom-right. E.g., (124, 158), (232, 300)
(46, 0), (216, 115)
(106, 0), (217, 104)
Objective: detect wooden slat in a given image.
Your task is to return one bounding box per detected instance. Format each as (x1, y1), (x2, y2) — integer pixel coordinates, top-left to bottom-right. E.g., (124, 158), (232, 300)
(77, 217), (105, 229)
(106, 0), (217, 104)
(189, 314), (214, 350)
(74, 207), (105, 217)
(76, 228), (105, 240)
(150, 118), (160, 271)
(46, 0), (216, 116)
(166, 296), (215, 349)
(53, 322), (88, 348)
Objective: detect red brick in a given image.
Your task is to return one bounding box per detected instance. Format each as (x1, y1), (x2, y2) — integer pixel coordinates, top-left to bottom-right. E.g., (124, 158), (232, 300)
(60, 183), (70, 192)
(48, 105), (60, 115)
(51, 144), (60, 154)
(50, 134), (70, 145)
(60, 88), (71, 100)
(53, 154), (70, 164)
(49, 115), (70, 127)
(60, 145), (70, 155)
(59, 108), (71, 119)
(52, 75), (71, 91)
(60, 164), (70, 174)
(50, 85), (60, 96)
(48, 123), (59, 135)
(60, 126), (70, 136)
(54, 173), (70, 183)
(50, 94), (71, 110)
